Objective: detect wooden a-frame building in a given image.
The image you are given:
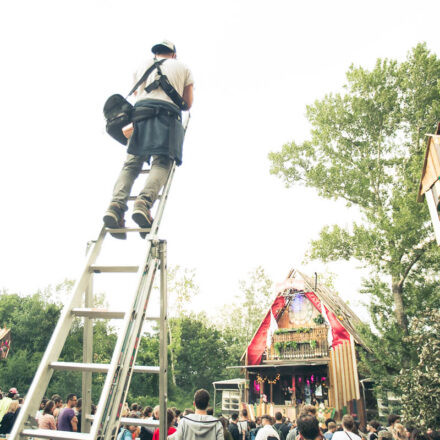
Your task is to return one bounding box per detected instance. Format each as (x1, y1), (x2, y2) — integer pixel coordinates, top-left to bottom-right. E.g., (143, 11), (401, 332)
(238, 269), (369, 424)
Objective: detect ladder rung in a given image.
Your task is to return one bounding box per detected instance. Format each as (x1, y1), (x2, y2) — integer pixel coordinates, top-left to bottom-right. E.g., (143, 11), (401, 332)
(50, 362), (159, 374)
(72, 309), (158, 321)
(22, 429), (91, 440)
(72, 308), (126, 319)
(146, 316), (160, 321)
(89, 265), (139, 273)
(85, 415), (159, 428)
(121, 417), (159, 427)
(104, 227), (151, 233)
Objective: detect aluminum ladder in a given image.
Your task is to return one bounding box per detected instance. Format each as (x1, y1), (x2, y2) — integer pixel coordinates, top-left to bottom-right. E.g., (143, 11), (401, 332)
(10, 142), (183, 440)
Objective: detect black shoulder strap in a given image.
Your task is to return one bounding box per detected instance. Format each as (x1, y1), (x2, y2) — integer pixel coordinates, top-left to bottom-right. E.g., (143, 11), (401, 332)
(127, 59), (166, 97)
(144, 61), (189, 111)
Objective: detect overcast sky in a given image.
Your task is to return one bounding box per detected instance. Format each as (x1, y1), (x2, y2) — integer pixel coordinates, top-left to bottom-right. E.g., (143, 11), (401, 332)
(1, 0), (439, 319)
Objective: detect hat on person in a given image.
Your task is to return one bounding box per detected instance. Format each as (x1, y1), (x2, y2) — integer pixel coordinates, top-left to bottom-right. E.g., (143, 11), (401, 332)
(151, 40), (176, 54)
(9, 387), (18, 395)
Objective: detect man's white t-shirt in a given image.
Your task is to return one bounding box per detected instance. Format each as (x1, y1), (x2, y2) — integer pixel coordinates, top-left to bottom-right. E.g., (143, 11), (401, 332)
(133, 57), (194, 105)
(255, 425), (280, 440)
(332, 431), (362, 440)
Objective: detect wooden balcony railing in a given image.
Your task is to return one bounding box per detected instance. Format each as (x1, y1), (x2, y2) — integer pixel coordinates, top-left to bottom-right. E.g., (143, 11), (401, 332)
(267, 327), (329, 360)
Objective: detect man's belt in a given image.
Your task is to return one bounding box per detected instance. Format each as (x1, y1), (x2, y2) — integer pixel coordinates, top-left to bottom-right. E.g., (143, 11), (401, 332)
(132, 106), (181, 123)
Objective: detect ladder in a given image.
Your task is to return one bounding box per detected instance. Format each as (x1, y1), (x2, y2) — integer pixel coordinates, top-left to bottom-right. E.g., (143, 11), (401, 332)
(10, 122), (187, 440)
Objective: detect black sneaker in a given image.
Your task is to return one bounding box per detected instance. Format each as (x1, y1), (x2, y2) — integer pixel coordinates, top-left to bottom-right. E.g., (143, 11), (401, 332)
(132, 200), (153, 239)
(103, 204), (127, 239)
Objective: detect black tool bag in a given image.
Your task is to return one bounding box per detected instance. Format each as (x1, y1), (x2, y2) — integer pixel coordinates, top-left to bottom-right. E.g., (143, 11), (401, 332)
(103, 59), (166, 145)
(103, 94), (134, 145)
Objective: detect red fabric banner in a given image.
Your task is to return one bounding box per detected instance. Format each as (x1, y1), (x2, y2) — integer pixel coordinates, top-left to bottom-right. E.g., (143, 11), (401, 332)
(304, 291), (350, 347)
(247, 296), (286, 365)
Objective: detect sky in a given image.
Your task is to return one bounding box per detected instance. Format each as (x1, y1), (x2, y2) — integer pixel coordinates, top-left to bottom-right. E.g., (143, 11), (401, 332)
(1, 0), (440, 321)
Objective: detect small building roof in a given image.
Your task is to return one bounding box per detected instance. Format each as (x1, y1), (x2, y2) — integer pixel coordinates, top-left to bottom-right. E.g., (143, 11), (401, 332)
(212, 378), (246, 390)
(417, 124), (440, 202)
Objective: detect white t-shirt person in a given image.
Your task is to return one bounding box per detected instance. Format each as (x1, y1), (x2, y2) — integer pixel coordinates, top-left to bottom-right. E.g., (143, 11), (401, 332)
(255, 423), (280, 440)
(133, 57), (194, 105)
(332, 430), (362, 440)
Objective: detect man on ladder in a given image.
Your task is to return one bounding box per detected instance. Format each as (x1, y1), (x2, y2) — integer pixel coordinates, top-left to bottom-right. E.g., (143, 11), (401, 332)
(104, 40), (194, 239)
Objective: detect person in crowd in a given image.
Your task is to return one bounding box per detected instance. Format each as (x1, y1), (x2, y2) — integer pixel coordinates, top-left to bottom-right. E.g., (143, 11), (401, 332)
(273, 412), (289, 440)
(297, 415), (321, 440)
(302, 405), (317, 417)
(38, 400), (57, 431)
(183, 408), (195, 416)
(331, 415), (362, 440)
(173, 389), (223, 440)
(255, 415), (279, 440)
(36, 398), (48, 422)
(367, 421), (381, 440)
(0, 388), (18, 423)
(387, 416), (400, 432)
(325, 422), (337, 440)
(354, 421), (367, 440)
(229, 414), (241, 440)
(57, 394), (78, 432)
(378, 431), (393, 440)
(121, 402), (130, 417)
(207, 408), (214, 416)
(75, 398), (82, 433)
(250, 420), (261, 440)
(173, 409), (181, 426)
(238, 409), (250, 440)
(152, 408), (176, 440)
(0, 400), (20, 434)
(18, 398), (24, 406)
(286, 420), (297, 440)
(392, 424), (406, 440)
(117, 412), (140, 440)
(220, 416), (234, 440)
(140, 406), (154, 440)
(52, 395), (63, 421)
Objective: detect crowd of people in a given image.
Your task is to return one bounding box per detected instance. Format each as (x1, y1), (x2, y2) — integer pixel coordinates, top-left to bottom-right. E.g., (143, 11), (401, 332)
(0, 386), (439, 440)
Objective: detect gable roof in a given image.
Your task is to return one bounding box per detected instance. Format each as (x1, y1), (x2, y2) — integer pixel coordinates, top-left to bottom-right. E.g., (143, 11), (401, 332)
(294, 269), (366, 347)
(241, 268), (369, 364)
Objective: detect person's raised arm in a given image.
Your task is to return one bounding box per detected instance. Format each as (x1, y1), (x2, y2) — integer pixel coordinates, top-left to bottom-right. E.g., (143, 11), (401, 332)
(183, 84), (193, 109)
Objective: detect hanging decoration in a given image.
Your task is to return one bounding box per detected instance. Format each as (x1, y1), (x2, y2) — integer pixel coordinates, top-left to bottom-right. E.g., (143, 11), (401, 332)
(256, 373), (281, 385)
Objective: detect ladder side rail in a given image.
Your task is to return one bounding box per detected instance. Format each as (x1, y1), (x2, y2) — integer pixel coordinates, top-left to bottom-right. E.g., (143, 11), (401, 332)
(149, 162), (176, 236)
(93, 161), (176, 439)
(97, 162), (176, 439)
(82, 278), (94, 433)
(159, 241), (168, 440)
(10, 228), (107, 440)
(89, 252), (158, 439)
(100, 255), (160, 440)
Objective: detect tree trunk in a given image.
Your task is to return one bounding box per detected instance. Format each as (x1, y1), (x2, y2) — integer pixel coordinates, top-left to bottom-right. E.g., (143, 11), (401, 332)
(392, 277), (409, 335)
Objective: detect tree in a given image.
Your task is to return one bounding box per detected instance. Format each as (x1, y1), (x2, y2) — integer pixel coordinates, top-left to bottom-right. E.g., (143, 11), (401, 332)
(269, 44), (440, 389)
(217, 266), (274, 365)
(170, 314), (233, 393)
(0, 285), (119, 403)
(397, 309), (440, 428)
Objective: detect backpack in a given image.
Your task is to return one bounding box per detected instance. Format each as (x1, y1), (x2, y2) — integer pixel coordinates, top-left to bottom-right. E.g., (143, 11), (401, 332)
(273, 425), (285, 440)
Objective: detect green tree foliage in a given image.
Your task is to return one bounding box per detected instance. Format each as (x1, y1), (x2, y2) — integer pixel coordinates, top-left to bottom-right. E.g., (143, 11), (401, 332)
(0, 285), (117, 402)
(269, 44), (440, 391)
(396, 309), (440, 428)
(218, 266), (273, 364)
